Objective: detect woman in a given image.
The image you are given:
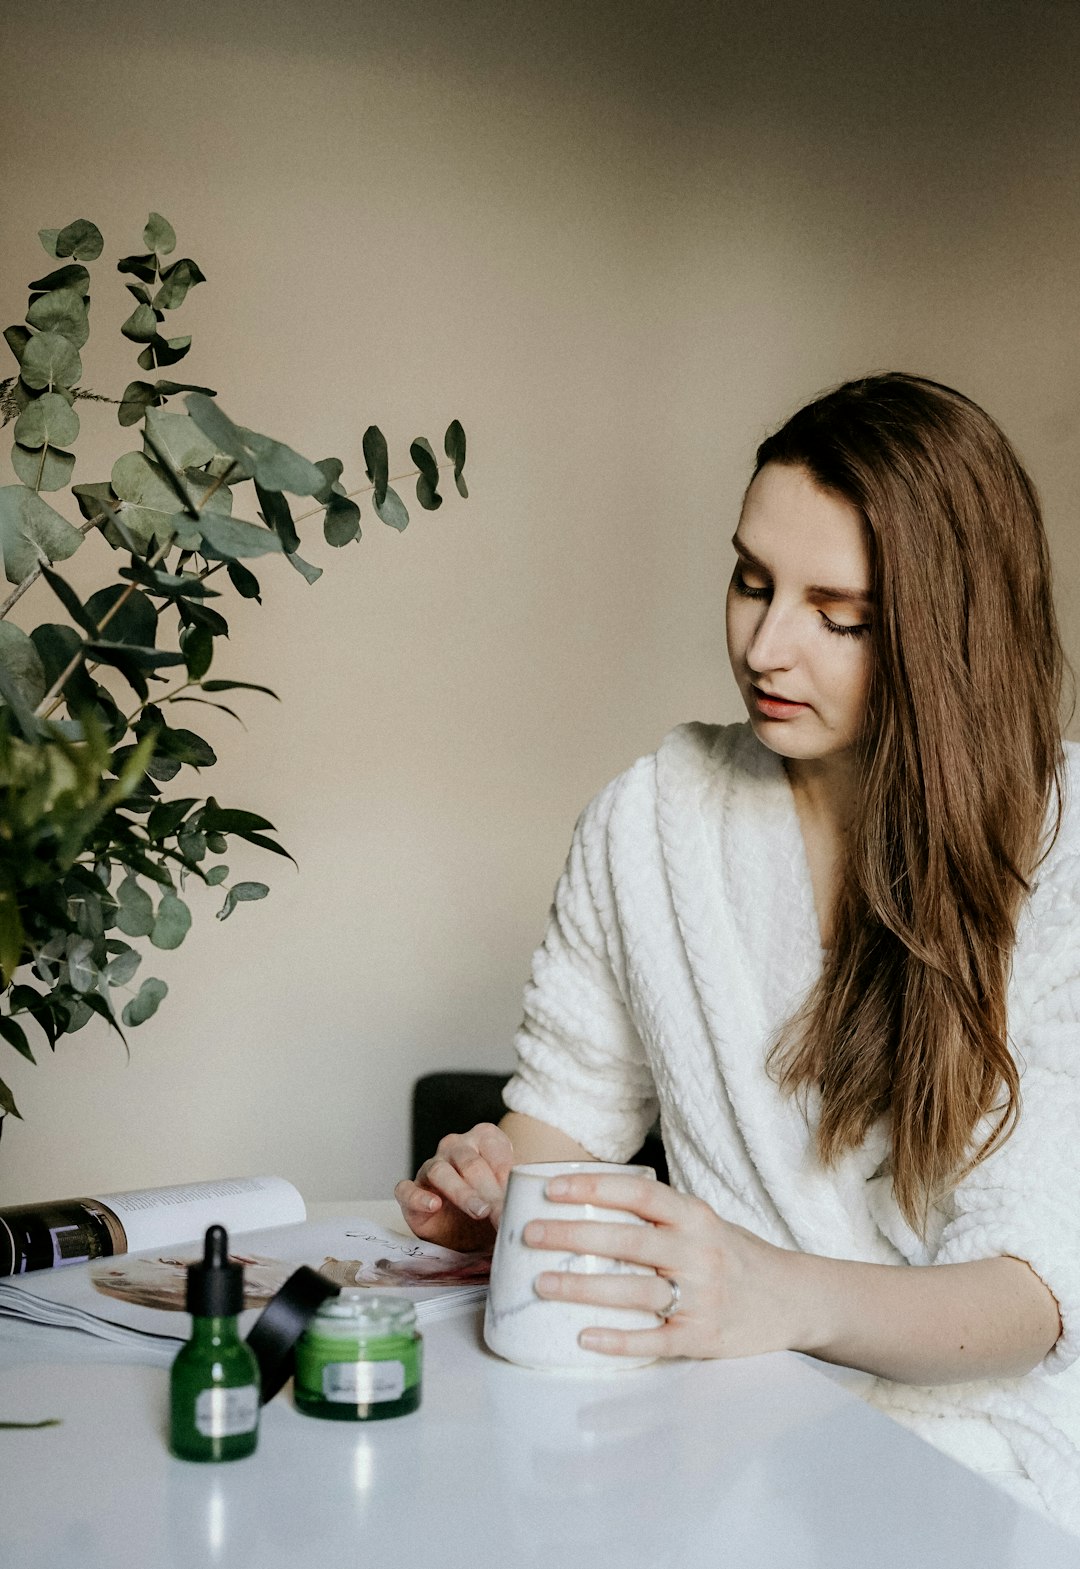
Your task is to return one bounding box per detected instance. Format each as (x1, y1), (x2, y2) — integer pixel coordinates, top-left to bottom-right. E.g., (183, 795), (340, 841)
(396, 373), (1080, 1525)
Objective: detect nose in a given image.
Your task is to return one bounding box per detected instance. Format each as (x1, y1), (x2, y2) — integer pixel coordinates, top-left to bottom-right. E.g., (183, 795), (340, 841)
(745, 599), (798, 676)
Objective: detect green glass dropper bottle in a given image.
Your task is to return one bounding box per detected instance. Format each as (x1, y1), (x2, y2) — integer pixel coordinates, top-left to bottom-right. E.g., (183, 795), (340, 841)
(169, 1224), (260, 1462)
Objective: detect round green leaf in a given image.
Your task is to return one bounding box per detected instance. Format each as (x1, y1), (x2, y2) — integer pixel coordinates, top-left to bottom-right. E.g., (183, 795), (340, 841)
(363, 425), (389, 502)
(29, 622), (83, 691)
(0, 485), (83, 585)
(139, 335), (192, 370)
(29, 264), (90, 295)
(196, 514), (284, 559)
(11, 442), (76, 493)
(153, 259), (206, 312)
(121, 303), (158, 344)
(0, 622), (47, 709)
(118, 381), (159, 427)
(181, 624), (213, 681)
(324, 492), (361, 546)
(177, 826), (207, 861)
(143, 213), (177, 256)
(56, 220), (104, 261)
(4, 325), (31, 367)
(244, 431), (325, 497)
(13, 392), (80, 449)
(20, 332), (82, 391)
(38, 229), (60, 258)
(143, 410), (217, 471)
(205, 864), (229, 886)
(374, 484), (409, 532)
(25, 288), (90, 349)
(106, 946), (141, 985)
(313, 457), (344, 504)
(122, 976), (168, 1026)
(157, 727), (217, 768)
(146, 754), (181, 782)
(116, 875), (154, 938)
(217, 881), (269, 921)
(410, 436), (443, 512)
(85, 585), (158, 647)
(66, 936), (97, 994)
(62, 1000), (94, 1034)
(150, 892), (191, 950)
(112, 450), (183, 511)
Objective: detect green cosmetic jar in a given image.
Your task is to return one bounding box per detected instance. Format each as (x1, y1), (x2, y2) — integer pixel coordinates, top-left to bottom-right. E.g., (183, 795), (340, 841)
(294, 1291), (422, 1421)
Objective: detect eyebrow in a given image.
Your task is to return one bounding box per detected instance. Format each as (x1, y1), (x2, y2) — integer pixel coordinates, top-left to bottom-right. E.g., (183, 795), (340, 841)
(731, 535), (873, 606)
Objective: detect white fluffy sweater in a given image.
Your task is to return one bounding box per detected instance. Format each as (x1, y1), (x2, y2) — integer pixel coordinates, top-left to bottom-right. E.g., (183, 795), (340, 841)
(503, 721), (1080, 1533)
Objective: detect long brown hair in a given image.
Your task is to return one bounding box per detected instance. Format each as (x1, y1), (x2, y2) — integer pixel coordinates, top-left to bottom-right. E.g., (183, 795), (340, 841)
(755, 373), (1069, 1235)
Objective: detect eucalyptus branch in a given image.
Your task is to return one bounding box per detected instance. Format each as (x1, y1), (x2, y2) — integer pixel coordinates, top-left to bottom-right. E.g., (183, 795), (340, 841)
(0, 516), (105, 620)
(1, 210), (469, 1122)
(290, 461), (459, 526)
(35, 468), (236, 720)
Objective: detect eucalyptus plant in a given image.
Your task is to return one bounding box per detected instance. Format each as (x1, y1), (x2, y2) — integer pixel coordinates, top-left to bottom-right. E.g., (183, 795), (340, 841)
(0, 214), (468, 1128)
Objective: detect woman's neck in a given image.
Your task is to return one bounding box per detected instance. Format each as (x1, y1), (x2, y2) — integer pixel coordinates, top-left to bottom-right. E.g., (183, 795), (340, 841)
(783, 752), (859, 839)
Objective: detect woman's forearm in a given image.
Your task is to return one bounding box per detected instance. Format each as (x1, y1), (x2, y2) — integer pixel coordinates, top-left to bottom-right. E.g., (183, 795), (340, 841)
(788, 1251), (1063, 1384)
(498, 1111), (598, 1166)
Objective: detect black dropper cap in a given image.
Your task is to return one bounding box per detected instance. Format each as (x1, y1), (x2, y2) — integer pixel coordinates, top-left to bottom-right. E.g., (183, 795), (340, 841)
(186, 1224), (244, 1318)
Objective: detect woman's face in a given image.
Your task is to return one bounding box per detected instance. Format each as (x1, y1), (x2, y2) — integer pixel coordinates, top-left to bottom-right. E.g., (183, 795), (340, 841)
(725, 462), (874, 767)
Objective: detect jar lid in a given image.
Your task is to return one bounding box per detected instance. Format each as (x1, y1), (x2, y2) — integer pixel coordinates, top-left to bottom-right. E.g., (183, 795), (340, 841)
(311, 1290), (418, 1335)
(246, 1265), (341, 1403)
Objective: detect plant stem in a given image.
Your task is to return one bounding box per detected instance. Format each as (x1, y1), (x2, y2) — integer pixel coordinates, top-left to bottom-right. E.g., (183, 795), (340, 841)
(124, 679), (193, 727)
(34, 469), (235, 721)
(289, 462), (457, 526)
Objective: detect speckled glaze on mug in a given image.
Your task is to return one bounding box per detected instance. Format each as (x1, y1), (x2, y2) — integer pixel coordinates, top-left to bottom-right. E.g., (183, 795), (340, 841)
(483, 1161), (659, 1372)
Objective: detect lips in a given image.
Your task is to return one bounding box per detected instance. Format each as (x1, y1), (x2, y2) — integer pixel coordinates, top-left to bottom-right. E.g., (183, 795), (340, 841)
(750, 684), (809, 716)
(752, 685), (803, 705)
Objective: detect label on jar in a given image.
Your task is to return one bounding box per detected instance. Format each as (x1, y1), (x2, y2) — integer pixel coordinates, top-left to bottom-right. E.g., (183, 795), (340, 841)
(194, 1385), (259, 1438)
(322, 1359), (406, 1403)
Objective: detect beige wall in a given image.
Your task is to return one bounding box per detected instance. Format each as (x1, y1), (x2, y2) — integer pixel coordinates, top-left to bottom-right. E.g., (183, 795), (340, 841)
(1, 0), (1077, 1205)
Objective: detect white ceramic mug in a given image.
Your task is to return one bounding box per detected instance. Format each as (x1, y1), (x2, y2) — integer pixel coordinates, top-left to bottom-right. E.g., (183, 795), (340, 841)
(483, 1161), (660, 1371)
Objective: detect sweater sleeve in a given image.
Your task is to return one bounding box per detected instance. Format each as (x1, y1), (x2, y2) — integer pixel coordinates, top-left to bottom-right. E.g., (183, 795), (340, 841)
(931, 840), (1080, 1376)
(501, 770), (660, 1163)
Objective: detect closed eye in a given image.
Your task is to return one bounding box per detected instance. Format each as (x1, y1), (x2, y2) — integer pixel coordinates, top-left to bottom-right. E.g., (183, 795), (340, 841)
(732, 569), (872, 639)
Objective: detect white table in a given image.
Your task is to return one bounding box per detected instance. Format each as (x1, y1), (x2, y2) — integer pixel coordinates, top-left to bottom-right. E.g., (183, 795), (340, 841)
(2, 1202), (1079, 1568)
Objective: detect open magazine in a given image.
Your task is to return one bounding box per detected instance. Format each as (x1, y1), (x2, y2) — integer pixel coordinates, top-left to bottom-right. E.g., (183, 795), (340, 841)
(0, 1175), (307, 1275)
(0, 1178), (489, 1362)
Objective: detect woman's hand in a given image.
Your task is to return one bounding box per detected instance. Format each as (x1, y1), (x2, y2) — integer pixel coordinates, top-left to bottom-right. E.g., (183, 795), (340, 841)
(525, 1170), (801, 1360)
(394, 1122), (514, 1253)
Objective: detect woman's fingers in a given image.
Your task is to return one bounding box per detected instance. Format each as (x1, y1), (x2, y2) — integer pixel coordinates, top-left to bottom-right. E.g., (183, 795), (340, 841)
(544, 1171), (684, 1224)
(394, 1176), (495, 1252)
(534, 1267), (676, 1317)
(396, 1122), (515, 1245)
(394, 1176), (441, 1220)
(523, 1217), (668, 1269)
(418, 1155), (496, 1219)
(419, 1124), (513, 1218)
(533, 1267), (681, 1358)
(473, 1123), (516, 1188)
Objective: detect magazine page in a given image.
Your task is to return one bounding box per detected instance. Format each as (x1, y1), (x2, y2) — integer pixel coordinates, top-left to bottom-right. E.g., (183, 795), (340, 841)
(94, 1175), (306, 1254)
(0, 1175), (306, 1276)
(0, 1214), (490, 1350)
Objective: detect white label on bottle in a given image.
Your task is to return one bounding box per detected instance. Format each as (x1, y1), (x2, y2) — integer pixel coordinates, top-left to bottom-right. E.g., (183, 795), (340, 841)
(195, 1385), (259, 1438)
(322, 1360), (406, 1403)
